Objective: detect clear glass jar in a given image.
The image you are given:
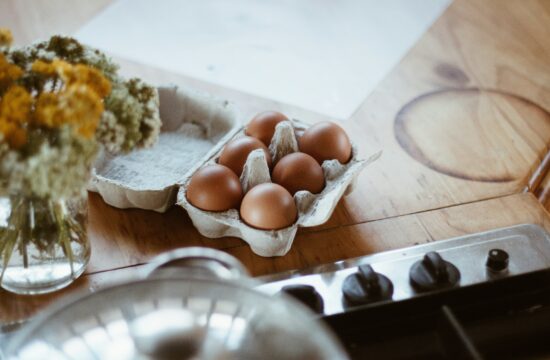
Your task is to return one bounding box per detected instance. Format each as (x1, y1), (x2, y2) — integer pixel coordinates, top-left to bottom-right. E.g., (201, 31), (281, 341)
(0, 192), (90, 295)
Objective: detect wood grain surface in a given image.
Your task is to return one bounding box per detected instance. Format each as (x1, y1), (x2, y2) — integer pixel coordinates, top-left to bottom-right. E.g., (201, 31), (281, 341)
(332, 0), (550, 224)
(3, 192), (550, 324)
(1, 0), (550, 325)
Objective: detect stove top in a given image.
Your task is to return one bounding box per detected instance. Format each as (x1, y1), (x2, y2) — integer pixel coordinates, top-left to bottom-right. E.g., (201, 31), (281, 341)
(257, 224), (550, 359)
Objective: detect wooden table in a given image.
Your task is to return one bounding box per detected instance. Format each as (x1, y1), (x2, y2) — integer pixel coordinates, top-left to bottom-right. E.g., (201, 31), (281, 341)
(1, 0), (550, 324)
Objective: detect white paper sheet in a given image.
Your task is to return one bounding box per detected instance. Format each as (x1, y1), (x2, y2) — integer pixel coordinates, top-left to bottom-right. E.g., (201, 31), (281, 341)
(76, 0), (451, 119)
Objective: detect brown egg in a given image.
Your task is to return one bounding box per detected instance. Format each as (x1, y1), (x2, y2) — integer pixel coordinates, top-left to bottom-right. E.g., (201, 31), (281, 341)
(186, 164), (243, 211)
(272, 152), (325, 195)
(245, 111), (288, 146)
(298, 121), (352, 164)
(219, 136), (272, 176)
(240, 183), (297, 230)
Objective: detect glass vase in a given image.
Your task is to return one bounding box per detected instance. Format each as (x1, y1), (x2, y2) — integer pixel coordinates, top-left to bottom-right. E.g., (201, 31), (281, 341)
(0, 193), (90, 295)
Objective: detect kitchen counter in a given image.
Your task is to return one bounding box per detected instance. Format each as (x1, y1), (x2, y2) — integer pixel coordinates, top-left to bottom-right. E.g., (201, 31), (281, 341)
(1, 0), (549, 324)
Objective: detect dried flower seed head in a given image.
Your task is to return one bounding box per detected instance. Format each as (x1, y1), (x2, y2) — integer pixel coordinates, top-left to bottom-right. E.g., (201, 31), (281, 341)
(0, 121), (26, 148)
(61, 84), (104, 139)
(0, 28), (13, 50)
(32, 59), (111, 98)
(0, 85), (31, 124)
(0, 53), (23, 92)
(30, 59), (110, 139)
(71, 64), (111, 98)
(35, 84), (104, 139)
(0, 85), (31, 148)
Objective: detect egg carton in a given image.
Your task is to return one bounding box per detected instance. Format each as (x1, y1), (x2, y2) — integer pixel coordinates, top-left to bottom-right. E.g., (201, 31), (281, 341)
(177, 124), (380, 258)
(90, 85), (380, 257)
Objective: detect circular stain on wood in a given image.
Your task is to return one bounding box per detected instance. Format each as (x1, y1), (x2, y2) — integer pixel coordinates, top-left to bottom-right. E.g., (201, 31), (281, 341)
(395, 88), (550, 182)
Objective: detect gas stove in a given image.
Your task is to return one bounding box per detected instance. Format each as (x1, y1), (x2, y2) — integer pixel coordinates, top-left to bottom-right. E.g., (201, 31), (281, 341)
(257, 224), (550, 359)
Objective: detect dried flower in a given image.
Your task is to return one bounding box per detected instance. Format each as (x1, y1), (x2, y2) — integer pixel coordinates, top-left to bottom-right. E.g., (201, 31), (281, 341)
(32, 59), (111, 98)
(0, 28), (13, 52)
(0, 85), (31, 148)
(98, 78), (160, 153)
(0, 32), (161, 200)
(0, 53), (23, 92)
(7, 36), (161, 156)
(0, 126), (98, 199)
(0, 85), (31, 125)
(31, 59), (109, 139)
(35, 84), (104, 139)
(8, 36), (119, 85)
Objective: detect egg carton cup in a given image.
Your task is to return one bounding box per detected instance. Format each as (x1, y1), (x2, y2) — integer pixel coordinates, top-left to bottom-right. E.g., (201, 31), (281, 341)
(177, 119), (381, 257)
(89, 85), (241, 212)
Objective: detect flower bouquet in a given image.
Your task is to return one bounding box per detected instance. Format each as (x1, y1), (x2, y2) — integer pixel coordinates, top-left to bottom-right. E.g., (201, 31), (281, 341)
(0, 29), (161, 294)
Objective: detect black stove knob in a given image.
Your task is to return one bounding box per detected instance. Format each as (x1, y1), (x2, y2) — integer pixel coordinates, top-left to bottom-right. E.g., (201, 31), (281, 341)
(342, 265), (393, 306)
(409, 251), (460, 292)
(280, 284), (324, 314)
(486, 248), (509, 272)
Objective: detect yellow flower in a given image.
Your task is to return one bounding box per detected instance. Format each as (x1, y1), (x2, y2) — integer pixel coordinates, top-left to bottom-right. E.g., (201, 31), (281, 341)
(0, 28), (13, 48)
(63, 84), (105, 138)
(32, 59), (111, 98)
(0, 121), (26, 148)
(0, 85), (32, 124)
(35, 84), (104, 139)
(31, 59), (110, 139)
(31, 59), (68, 78)
(68, 64), (112, 98)
(0, 46), (112, 147)
(34, 92), (62, 128)
(0, 53), (23, 91)
(0, 85), (31, 148)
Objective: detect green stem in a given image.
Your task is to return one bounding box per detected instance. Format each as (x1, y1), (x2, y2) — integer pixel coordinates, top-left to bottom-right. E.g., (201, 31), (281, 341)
(0, 230), (19, 282)
(66, 216), (86, 246)
(0, 196), (25, 282)
(18, 199), (30, 269)
(0, 230), (5, 258)
(19, 237), (28, 268)
(52, 200), (75, 277)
